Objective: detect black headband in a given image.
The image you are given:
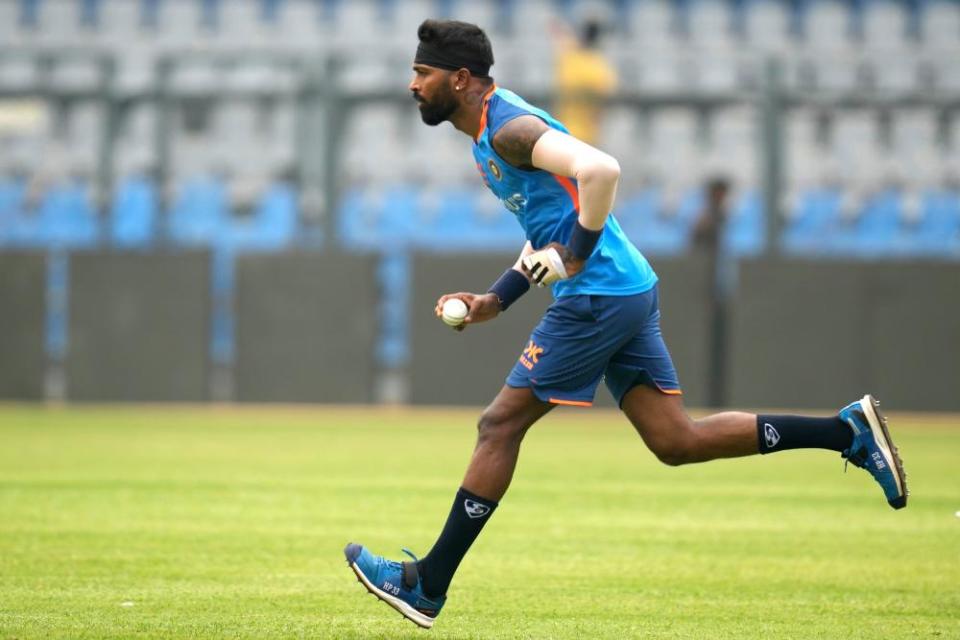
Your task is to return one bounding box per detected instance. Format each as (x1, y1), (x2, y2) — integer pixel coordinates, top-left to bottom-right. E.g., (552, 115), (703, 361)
(415, 41), (491, 78)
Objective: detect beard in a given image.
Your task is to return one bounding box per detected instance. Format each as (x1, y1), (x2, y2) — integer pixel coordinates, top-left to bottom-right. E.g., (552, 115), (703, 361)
(416, 89), (458, 126)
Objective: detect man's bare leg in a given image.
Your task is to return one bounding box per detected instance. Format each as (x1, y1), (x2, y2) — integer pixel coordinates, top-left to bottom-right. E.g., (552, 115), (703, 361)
(620, 384), (757, 465)
(461, 385), (555, 500)
(416, 386), (553, 597)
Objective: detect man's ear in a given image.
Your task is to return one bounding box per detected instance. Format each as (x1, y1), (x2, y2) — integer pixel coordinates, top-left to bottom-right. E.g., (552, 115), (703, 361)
(454, 69), (470, 91)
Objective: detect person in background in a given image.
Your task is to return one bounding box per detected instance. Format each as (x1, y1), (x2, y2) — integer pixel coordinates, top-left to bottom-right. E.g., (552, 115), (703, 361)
(552, 19), (617, 145)
(692, 177), (731, 253)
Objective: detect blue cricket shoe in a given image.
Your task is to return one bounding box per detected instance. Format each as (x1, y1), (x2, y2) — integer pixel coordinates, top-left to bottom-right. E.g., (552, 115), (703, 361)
(839, 394), (908, 509)
(344, 543), (445, 629)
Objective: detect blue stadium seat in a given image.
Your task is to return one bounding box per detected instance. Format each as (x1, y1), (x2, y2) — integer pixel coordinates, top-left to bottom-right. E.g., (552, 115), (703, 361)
(167, 176), (228, 246)
(911, 189), (960, 257)
(470, 201), (523, 250)
(110, 175), (158, 249)
(617, 188), (691, 256)
(338, 185), (419, 251)
(725, 190), (765, 257)
(783, 188), (843, 255)
(228, 182), (298, 251)
(337, 187), (376, 250)
(0, 177), (27, 246)
(412, 187), (475, 250)
(829, 189), (902, 257)
(35, 181), (100, 249)
(379, 185), (421, 246)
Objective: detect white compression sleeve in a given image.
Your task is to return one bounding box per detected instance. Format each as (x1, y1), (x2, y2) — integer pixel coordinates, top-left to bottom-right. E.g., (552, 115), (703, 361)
(530, 128), (621, 231)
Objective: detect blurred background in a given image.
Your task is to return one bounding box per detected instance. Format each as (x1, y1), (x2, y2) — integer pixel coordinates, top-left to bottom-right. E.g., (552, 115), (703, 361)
(0, 0), (957, 411)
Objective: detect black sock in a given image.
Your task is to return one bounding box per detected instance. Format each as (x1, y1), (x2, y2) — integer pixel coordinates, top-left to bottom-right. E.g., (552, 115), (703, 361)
(757, 414), (853, 454)
(417, 487), (497, 598)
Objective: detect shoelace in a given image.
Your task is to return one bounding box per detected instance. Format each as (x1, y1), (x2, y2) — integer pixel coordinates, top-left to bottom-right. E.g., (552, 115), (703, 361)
(381, 548), (420, 572)
(841, 442), (868, 473)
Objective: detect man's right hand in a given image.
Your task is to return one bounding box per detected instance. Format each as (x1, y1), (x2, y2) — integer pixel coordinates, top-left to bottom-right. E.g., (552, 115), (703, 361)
(435, 292), (501, 332)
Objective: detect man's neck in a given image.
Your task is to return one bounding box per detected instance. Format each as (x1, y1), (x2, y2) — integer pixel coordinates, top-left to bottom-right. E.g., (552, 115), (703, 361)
(449, 83), (493, 140)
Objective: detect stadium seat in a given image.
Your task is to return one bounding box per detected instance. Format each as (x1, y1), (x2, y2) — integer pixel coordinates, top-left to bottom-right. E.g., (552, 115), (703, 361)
(36, 0), (86, 48)
(228, 182), (299, 251)
(801, 0), (854, 51)
(861, 0), (909, 49)
(685, 0), (736, 48)
(215, 0), (269, 48)
(629, 0), (678, 48)
(446, 0), (501, 35)
(272, 0), (326, 50)
(167, 176), (229, 246)
(0, 177), (27, 247)
(33, 181), (100, 249)
(742, 0), (793, 51)
(921, 0), (960, 55)
(725, 190), (765, 257)
(471, 193), (524, 250)
(379, 185), (421, 245)
(337, 184), (419, 250)
(617, 187), (691, 256)
(0, 57), (40, 92)
(338, 187), (385, 251)
(110, 175), (158, 249)
(910, 190), (960, 257)
(413, 186), (477, 250)
(331, 0), (388, 50)
(0, 1), (26, 47)
(156, 0), (206, 50)
(829, 188), (903, 257)
(783, 187), (843, 254)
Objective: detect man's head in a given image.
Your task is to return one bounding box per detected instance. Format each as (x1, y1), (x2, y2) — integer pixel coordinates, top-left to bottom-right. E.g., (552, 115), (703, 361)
(410, 19), (494, 126)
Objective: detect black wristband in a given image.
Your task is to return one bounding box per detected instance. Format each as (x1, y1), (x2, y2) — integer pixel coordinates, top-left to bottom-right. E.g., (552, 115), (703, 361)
(488, 268), (530, 311)
(568, 219), (602, 260)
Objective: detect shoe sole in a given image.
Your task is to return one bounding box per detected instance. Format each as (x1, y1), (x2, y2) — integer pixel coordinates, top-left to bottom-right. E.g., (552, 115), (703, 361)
(346, 558), (436, 629)
(860, 394), (908, 509)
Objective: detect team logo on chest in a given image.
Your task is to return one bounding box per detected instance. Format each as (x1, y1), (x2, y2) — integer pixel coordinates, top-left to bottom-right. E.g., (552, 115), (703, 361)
(487, 159), (502, 181)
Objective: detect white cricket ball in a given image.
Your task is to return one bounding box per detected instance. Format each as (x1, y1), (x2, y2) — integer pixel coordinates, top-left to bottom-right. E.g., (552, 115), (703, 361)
(441, 298), (469, 326)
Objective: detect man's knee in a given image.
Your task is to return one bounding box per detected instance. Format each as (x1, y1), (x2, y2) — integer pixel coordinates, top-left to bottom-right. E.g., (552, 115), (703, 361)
(644, 421), (698, 466)
(477, 405), (527, 445)
(651, 437), (693, 466)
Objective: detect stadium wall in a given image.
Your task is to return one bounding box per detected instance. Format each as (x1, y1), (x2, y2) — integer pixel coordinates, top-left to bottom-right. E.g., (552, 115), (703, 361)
(234, 252), (378, 403)
(1, 254), (957, 410)
(66, 251), (211, 402)
(0, 252), (47, 400)
(729, 260), (960, 411)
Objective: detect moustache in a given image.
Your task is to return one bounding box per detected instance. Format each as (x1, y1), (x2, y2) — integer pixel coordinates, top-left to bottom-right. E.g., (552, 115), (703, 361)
(412, 93), (426, 104)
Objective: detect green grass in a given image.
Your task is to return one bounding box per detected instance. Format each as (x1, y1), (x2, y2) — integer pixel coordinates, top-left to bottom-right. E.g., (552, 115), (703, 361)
(0, 404), (958, 639)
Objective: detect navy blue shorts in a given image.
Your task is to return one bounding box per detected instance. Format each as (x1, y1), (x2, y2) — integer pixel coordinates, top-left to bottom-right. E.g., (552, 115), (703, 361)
(506, 285), (682, 407)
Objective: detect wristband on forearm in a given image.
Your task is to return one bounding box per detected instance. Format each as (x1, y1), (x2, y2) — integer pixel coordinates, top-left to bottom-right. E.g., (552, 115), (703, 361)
(568, 219), (603, 260)
(488, 268), (530, 311)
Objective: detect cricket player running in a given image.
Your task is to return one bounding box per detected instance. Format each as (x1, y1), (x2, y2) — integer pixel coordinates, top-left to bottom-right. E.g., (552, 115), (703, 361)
(345, 19), (908, 629)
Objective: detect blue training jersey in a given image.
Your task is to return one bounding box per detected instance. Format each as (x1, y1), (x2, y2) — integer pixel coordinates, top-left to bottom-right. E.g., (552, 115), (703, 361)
(471, 86), (657, 298)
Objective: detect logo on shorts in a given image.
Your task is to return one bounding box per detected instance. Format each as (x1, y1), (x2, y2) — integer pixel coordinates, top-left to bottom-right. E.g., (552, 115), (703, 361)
(487, 159), (502, 181)
(464, 499), (491, 519)
(519, 340), (544, 370)
(763, 423), (781, 448)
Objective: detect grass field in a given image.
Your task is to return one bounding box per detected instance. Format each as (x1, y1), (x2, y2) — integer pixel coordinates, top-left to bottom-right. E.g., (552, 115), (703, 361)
(0, 404), (958, 639)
